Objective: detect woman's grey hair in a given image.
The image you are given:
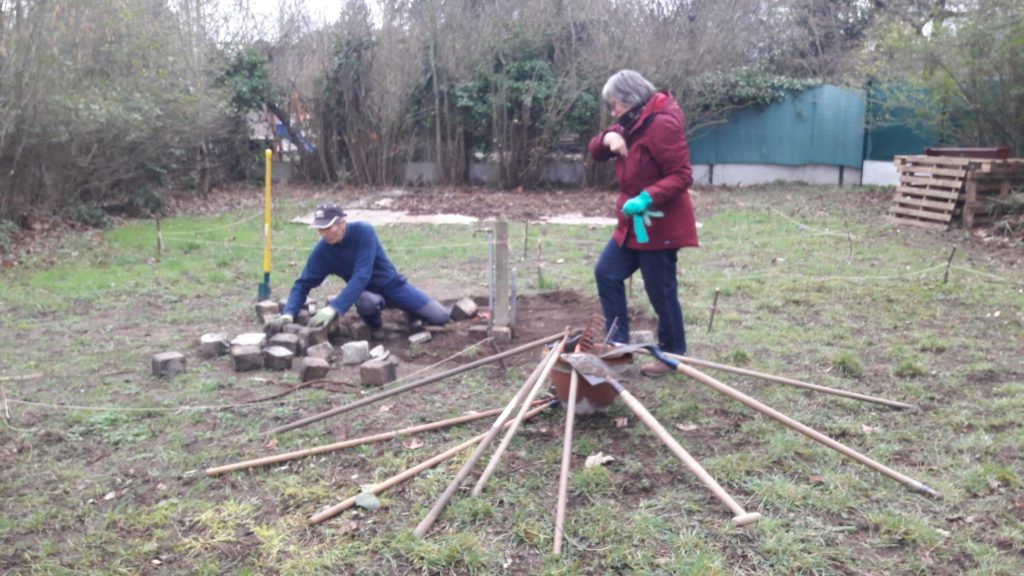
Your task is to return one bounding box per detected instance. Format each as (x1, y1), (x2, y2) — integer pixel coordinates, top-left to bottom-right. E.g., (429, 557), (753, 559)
(602, 69), (656, 110)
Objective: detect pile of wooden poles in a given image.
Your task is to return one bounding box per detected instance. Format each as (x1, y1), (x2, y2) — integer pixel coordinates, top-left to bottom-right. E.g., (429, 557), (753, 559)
(205, 324), (940, 554)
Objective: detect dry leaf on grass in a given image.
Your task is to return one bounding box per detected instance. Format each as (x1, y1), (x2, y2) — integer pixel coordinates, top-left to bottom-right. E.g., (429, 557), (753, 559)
(263, 437), (278, 450)
(675, 422), (699, 432)
(403, 437), (423, 450)
(614, 417), (629, 428)
(379, 404), (392, 413)
(584, 452), (615, 468)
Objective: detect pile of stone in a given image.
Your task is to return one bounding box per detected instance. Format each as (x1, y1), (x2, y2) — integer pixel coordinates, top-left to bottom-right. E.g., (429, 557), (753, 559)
(151, 296), (488, 385)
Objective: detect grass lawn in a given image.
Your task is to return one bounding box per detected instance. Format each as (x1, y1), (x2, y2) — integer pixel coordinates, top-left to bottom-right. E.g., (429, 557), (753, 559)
(0, 184), (1021, 575)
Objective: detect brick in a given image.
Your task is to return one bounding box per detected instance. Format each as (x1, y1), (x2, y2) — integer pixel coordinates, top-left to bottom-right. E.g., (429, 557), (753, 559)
(300, 357), (331, 382)
(298, 326), (328, 349)
(269, 333), (301, 355)
(231, 345), (263, 372)
(450, 297), (479, 321)
(255, 300), (280, 324)
(341, 341), (371, 365)
(231, 332), (267, 348)
(197, 333), (230, 358)
(491, 325), (513, 343)
(306, 342), (338, 363)
(151, 351), (186, 378)
(360, 358), (397, 386)
(262, 346), (294, 370)
(408, 331), (432, 345)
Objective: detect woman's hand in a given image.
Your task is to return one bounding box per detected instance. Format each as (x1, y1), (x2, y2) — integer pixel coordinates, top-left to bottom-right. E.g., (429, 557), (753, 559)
(603, 131), (628, 157)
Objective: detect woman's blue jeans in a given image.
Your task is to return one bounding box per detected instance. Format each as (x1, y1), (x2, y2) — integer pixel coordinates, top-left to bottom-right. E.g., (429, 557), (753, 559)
(594, 238), (687, 355)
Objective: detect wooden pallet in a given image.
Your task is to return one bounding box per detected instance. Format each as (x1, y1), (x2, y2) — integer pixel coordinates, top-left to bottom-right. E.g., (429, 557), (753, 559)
(891, 156), (1024, 229)
(890, 156), (968, 229)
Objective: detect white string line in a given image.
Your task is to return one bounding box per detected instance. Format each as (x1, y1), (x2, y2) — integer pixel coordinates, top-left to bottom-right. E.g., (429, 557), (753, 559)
(4, 397), (301, 412)
(696, 263), (949, 283)
(1, 338), (492, 419)
(157, 212), (264, 236)
(768, 206), (859, 239)
(157, 235), (485, 253)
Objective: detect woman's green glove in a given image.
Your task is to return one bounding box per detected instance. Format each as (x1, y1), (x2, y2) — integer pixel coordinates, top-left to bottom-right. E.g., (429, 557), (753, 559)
(309, 306), (337, 328)
(622, 190), (653, 216)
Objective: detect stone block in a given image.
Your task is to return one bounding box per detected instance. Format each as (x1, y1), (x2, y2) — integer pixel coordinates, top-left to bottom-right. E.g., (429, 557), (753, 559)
(231, 332), (267, 349)
(360, 358), (397, 387)
(409, 331), (432, 345)
(198, 333), (230, 358)
(269, 333), (301, 355)
(300, 357), (331, 382)
(282, 323), (304, 335)
(354, 324), (374, 341)
(450, 297), (479, 321)
(491, 325), (513, 343)
(256, 300), (280, 324)
(341, 341), (371, 365)
(369, 344), (386, 358)
(468, 324), (489, 338)
(298, 326), (328, 349)
(231, 345), (263, 372)
(151, 351), (186, 378)
(630, 330), (657, 345)
(306, 342), (338, 363)
(262, 346), (294, 370)
(296, 309), (311, 326)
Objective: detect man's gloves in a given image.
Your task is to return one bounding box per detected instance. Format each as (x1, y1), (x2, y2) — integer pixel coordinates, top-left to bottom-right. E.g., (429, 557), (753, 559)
(622, 190), (653, 216)
(309, 306), (337, 328)
(268, 314), (293, 331)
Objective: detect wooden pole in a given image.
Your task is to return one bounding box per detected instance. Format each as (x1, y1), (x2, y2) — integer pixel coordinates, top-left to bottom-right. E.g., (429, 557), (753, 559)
(664, 353), (912, 410)
(493, 216), (510, 329)
(267, 331), (567, 435)
(611, 382), (761, 526)
(471, 329), (568, 493)
(309, 402), (554, 525)
(206, 402), (545, 476)
(552, 368), (580, 554)
(671, 361), (940, 498)
(413, 332), (569, 538)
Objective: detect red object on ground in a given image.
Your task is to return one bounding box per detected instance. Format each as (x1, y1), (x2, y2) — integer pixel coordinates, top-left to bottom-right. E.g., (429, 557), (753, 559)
(925, 147), (1009, 159)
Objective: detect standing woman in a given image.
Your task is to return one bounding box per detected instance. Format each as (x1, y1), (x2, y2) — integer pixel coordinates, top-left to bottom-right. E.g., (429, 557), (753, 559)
(588, 69), (698, 377)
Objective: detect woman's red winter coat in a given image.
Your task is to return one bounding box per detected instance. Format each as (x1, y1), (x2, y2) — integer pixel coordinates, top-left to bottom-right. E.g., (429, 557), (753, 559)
(588, 91), (698, 251)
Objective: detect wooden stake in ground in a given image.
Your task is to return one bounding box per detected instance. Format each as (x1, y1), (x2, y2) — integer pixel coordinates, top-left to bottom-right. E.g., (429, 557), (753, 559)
(707, 288), (719, 333)
(413, 331), (570, 538)
(308, 401), (554, 525)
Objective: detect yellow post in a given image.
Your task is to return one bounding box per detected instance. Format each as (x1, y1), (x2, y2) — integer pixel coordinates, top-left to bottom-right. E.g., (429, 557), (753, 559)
(258, 149), (273, 300)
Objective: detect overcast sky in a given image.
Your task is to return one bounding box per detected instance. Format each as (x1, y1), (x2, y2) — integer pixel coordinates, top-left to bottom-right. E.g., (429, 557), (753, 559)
(246, 0), (340, 25)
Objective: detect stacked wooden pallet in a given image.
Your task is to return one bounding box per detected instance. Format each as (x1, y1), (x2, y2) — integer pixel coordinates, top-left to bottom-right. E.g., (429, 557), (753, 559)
(891, 154), (1024, 230)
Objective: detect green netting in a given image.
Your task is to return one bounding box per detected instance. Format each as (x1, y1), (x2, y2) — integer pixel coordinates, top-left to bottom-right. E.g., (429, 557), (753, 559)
(689, 85), (866, 168)
(863, 83), (939, 161)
